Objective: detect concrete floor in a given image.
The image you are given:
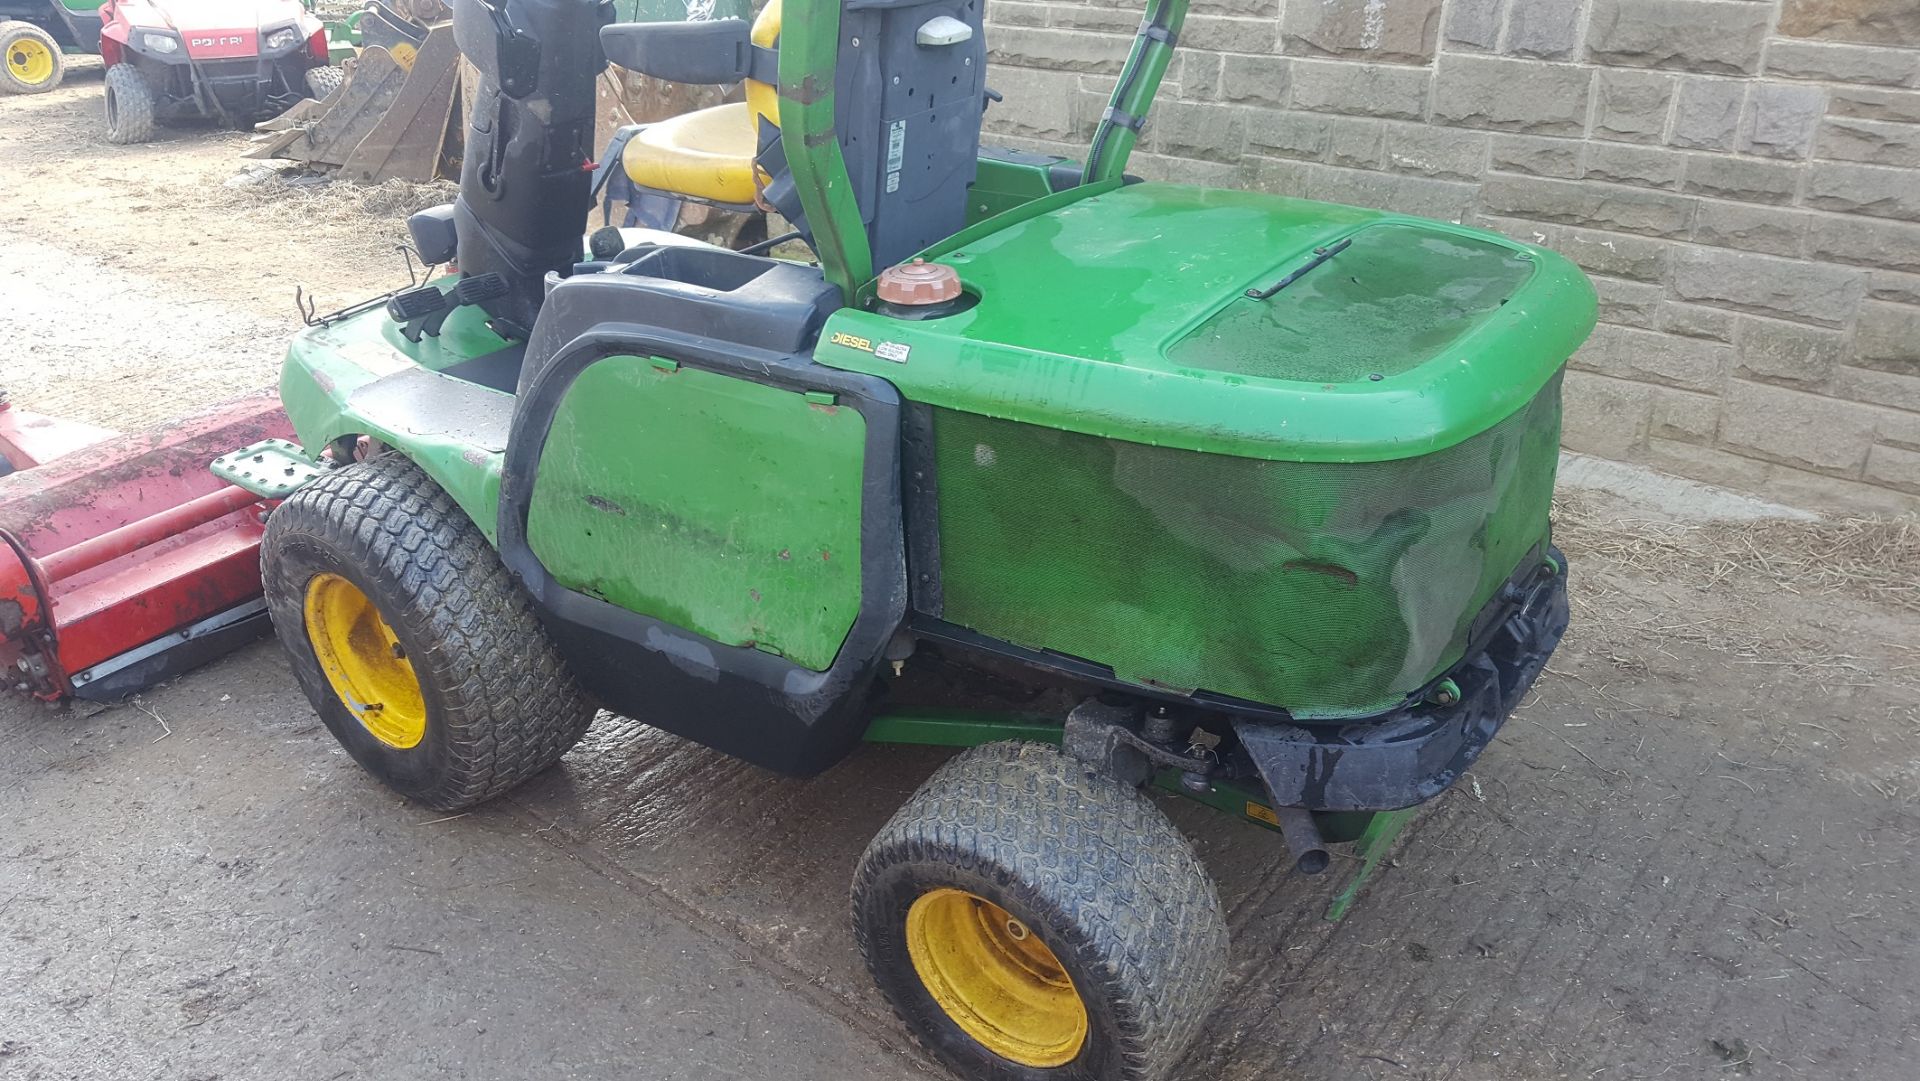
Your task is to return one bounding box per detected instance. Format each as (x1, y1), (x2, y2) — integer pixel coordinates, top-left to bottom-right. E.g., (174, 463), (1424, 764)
(0, 647), (927, 1081)
(6, 572), (1917, 1081)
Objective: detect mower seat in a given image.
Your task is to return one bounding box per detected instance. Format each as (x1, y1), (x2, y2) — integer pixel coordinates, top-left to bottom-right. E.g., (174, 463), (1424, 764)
(622, 102), (761, 205)
(617, 0), (781, 207)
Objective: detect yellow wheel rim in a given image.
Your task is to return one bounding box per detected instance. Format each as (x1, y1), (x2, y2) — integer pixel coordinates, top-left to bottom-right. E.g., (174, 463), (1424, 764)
(6, 37), (55, 86)
(905, 888), (1089, 1067)
(303, 573), (428, 749)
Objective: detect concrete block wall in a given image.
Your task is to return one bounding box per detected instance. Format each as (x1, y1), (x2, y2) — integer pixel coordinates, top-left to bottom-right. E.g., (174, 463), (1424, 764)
(978, 0), (1920, 515)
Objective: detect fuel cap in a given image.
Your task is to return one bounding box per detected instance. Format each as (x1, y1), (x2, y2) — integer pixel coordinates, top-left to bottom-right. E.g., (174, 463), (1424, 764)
(876, 259), (962, 307)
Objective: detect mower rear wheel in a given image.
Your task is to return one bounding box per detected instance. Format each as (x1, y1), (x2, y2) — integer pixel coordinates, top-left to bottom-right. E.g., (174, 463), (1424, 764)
(102, 64), (155, 144)
(262, 453), (596, 811)
(853, 741), (1230, 1081)
(0, 21), (63, 95)
(304, 64), (344, 101)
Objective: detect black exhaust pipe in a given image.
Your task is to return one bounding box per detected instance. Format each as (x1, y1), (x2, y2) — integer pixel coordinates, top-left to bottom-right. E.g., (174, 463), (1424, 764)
(451, 0), (611, 332)
(1273, 806), (1331, 875)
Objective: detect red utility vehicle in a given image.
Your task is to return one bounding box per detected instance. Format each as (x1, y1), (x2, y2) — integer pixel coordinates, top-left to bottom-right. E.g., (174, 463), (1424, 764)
(97, 0), (335, 143)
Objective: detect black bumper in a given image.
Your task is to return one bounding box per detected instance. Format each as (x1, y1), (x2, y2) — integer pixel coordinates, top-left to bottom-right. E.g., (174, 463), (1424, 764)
(1234, 548), (1570, 812)
(130, 49), (311, 121)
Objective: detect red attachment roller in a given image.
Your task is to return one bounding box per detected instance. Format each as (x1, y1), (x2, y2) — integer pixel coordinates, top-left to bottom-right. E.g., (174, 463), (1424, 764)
(0, 390), (292, 701)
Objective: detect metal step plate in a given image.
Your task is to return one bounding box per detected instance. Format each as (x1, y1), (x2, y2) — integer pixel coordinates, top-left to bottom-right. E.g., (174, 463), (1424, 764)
(212, 439), (325, 499)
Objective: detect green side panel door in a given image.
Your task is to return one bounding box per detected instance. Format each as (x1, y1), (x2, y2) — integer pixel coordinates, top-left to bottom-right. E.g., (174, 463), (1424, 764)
(526, 357), (866, 672)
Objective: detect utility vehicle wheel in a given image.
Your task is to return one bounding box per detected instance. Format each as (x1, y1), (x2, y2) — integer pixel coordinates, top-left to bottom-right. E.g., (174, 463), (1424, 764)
(304, 64), (343, 101)
(1, 21), (63, 94)
(261, 454), (596, 811)
(102, 64), (155, 144)
(853, 741), (1230, 1081)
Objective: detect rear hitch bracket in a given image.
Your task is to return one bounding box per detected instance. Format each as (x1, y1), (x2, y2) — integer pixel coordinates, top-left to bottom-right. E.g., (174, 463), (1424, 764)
(1062, 698), (1215, 789)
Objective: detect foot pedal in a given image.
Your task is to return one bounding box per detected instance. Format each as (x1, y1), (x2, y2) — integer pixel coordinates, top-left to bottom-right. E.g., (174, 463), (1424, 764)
(451, 273), (509, 307)
(387, 284), (448, 323)
(411, 274), (511, 342)
(388, 284), (454, 343)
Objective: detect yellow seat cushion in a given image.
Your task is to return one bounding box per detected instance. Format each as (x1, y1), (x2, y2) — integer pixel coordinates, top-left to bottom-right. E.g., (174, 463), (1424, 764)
(622, 101), (762, 205)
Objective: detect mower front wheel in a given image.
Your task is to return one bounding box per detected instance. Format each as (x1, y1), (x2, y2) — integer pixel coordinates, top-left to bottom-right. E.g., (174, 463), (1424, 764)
(853, 741), (1230, 1081)
(103, 64), (155, 144)
(261, 454), (596, 811)
(1, 21), (62, 94)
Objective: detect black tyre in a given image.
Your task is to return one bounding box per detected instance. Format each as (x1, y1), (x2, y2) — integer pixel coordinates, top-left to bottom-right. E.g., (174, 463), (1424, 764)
(854, 741), (1230, 1081)
(303, 64), (344, 101)
(0, 20), (63, 95)
(261, 454), (595, 811)
(103, 63), (155, 144)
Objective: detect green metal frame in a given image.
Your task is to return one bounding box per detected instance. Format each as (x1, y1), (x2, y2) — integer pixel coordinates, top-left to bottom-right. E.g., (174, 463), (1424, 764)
(778, 0), (872, 301)
(1323, 807), (1418, 922)
(1085, 0), (1186, 184)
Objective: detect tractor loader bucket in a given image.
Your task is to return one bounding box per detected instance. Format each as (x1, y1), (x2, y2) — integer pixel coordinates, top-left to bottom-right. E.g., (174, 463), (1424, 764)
(252, 27), (462, 182)
(358, 1), (431, 64)
(268, 45), (410, 169)
(0, 391), (292, 702)
(339, 26), (460, 184)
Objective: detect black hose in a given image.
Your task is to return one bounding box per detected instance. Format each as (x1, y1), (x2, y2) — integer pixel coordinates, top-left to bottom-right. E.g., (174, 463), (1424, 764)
(1, 525), (58, 653)
(738, 229), (803, 256)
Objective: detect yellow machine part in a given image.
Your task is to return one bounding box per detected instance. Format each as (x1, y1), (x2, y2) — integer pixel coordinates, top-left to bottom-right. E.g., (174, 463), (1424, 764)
(904, 888), (1090, 1067)
(303, 573), (429, 750)
(5, 33), (56, 87)
(621, 0), (781, 205)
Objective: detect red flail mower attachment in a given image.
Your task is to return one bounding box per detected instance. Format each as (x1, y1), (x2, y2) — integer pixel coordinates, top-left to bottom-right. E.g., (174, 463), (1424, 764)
(0, 391), (292, 702)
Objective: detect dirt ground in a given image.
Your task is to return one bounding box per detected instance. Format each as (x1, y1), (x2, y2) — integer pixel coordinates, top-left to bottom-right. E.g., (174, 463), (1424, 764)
(4, 65), (1919, 1081)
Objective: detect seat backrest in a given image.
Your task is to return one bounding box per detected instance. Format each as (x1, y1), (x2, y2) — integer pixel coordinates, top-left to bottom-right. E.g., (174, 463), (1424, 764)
(603, 0), (986, 275)
(745, 0), (781, 138)
(829, 0), (986, 269)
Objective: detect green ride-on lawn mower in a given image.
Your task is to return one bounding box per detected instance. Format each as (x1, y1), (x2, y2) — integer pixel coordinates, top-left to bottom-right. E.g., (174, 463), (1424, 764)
(220, 0), (1596, 1074)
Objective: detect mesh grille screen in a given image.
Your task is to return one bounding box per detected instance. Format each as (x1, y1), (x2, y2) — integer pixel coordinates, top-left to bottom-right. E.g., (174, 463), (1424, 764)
(933, 374), (1563, 719)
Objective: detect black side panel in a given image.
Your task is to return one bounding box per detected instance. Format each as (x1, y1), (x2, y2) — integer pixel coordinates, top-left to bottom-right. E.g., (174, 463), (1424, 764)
(900, 402), (942, 617)
(516, 254), (839, 396)
(500, 305), (906, 776)
(70, 602), (272, 702)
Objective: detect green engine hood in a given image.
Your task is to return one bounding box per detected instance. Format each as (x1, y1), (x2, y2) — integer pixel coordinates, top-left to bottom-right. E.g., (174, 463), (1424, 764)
(816, 182), (1596, 463)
